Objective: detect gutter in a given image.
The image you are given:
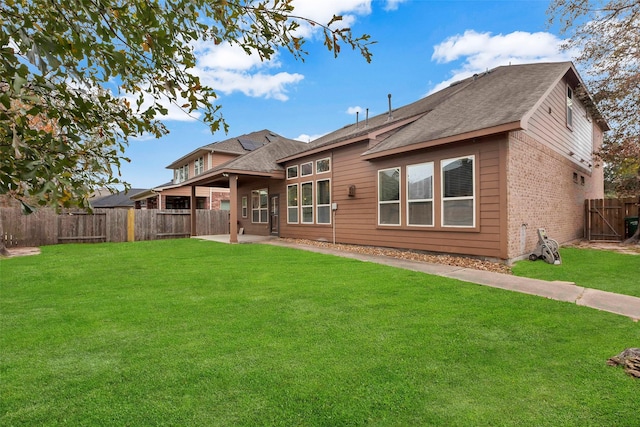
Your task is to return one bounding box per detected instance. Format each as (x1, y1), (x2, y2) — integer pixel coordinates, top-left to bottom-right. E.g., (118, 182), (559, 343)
(361, 121), (523, 161)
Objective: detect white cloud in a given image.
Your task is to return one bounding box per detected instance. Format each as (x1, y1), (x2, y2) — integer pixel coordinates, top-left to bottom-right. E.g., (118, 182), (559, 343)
(295, 133), (325, 142)
(429, 30), (576, 93)
(130, 132), (156, 142)
(192, 41), (303, 102)
(199, 68), (304, 101)
(130, 1), (400, 120)
(194, 40), (272, 71)
(384, 0), (408, 11)
(290, 0), (372, 38)
(121, 92), (202, 122)
(346, 106), (363, 115)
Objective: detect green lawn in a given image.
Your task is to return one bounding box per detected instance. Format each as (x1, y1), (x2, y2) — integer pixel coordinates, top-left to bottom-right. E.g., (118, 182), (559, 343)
(1, 240), (638, 426)
(513, 247), (640, 298)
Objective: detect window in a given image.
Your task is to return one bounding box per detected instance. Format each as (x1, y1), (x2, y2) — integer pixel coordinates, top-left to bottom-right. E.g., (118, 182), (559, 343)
(194, 157), (204, 175)
(241, 196), (248, 218)
(378, 168), (400, 225)
(301, 182), (313, 224)
(566, 86), (573, 128)
(301, 162), (313, 176)
(251, 189), (268, 223)
(287, 184), (298, 223)
(316, 158), (330, 174)
(287, 165), (298, 179)
(220, 200), (230, 211)
(316, 179), (331, 224)
(407, 162), (434, 226)
(441, 156), (475, 227)
(174, 164), (189, 183)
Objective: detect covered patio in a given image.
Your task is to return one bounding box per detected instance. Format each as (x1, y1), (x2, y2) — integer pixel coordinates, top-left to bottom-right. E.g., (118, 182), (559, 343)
(180, 138), (305, 243)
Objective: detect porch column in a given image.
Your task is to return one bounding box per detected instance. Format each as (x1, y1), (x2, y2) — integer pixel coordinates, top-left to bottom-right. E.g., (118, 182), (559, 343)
(229, 174), (238, 243)
(190, 185), (197, 236)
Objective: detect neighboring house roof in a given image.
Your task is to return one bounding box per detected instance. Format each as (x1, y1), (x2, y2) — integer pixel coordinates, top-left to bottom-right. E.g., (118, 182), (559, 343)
(280, 62), (608, 162)
(165, 129), (285, 169)
(91, 189), (148, 208)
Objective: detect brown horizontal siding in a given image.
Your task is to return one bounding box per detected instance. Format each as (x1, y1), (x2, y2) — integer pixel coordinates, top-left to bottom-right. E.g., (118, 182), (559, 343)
(480, 187), (500, 197)
(211, 153), (238, 169)
(280, 136), (507, 259)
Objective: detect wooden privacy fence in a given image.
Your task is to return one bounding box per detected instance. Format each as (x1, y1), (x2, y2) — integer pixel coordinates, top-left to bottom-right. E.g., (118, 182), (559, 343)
(0, 208), (230, 248)
(584, 197), (640, 241)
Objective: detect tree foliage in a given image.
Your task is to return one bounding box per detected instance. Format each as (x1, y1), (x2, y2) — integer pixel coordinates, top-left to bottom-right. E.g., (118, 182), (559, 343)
(549, 0), (640, 197)
(0, 0), (374, 212)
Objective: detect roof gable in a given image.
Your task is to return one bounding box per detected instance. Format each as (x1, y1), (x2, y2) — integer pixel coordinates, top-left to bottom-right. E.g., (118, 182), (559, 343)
(184, 134), (307, 186)
(363, 62), (574, 157)
(165, 129), (283, 169)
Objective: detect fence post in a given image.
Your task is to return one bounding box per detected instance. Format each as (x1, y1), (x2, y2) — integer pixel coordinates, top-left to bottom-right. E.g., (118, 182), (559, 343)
(127, 209), (135, 242)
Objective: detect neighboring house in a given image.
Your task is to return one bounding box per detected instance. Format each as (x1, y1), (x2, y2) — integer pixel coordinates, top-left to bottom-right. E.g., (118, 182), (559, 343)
(132, 130), (296, 210)
(129, 182), (230, 210)
(91, 189), (149, 209)
(183, 62), (607, 262)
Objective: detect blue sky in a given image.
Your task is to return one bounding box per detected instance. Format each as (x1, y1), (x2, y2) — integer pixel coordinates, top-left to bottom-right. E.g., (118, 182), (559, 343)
(120, 0), (575, 189)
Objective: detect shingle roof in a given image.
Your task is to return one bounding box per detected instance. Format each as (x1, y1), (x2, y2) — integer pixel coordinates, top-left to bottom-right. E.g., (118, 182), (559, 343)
(287, 61), (604, 161)
(184, 133), (306, 186)
(362, 62), (574, 156)
(91, 189), (148, 208)
(165, 129), (283, 169)
(215, 138), (307, 173)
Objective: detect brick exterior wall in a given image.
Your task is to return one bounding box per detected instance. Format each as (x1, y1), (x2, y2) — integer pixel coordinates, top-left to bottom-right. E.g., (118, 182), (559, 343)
(506, 130), (603, 260)
(209, 191), (230, 210)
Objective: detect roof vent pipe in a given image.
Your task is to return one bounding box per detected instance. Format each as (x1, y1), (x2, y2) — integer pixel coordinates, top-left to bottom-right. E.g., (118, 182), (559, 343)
(356, 111), (359, 128)
(387, 94), (393, 121)
(365, 108), (369, 127)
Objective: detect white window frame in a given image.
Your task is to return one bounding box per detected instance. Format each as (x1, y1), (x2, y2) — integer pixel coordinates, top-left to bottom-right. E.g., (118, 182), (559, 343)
(174, 164), (189, 183)
(251, 189), (268, 224)
(316, 179), (331, 224)
(441, 155), (475, 228)
(378, 167), (401, 226)
(301, 181), (314, 224)
(301, 162), (313, 177)
(406, 162), (434, 227)
(287, 165), (298, 180)
(566, 85), (573, 129)
(287, 184), (299, 224)
(194, 157), (204, 175)
(316, 158), (331, 174)
(241, 196), (248, 218)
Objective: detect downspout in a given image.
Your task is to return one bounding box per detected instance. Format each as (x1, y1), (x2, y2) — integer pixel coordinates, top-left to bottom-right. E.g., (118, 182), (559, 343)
(332, 208), (336, 244)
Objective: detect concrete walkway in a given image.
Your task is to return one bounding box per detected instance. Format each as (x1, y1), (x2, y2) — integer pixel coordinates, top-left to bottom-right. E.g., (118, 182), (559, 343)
(193, 235), (640, 321)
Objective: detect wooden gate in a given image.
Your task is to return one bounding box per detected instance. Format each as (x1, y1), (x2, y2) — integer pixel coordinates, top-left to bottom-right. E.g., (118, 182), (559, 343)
(585, 198), (639, 241)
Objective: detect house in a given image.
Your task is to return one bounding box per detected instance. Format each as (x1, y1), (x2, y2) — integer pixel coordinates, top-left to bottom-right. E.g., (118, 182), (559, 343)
(131, 130), (299, 210)
(90, 189), (149, 209)
(129, 182), (231, 210)
(183, 62), (607, 262)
